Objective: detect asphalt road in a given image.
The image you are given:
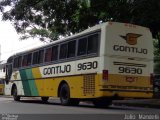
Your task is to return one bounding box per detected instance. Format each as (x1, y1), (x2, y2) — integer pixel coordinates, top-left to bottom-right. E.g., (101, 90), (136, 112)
(0, 96), (160, 120)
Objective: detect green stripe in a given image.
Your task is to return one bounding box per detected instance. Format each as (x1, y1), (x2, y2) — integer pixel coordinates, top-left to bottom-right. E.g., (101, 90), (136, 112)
(26, 69), (39, 96)
(20, 69), (39, 96)
(20, 69), (31, 96)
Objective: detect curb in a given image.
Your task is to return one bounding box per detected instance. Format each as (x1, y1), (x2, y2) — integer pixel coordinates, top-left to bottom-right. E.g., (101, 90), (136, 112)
(113, 99), (160, 109)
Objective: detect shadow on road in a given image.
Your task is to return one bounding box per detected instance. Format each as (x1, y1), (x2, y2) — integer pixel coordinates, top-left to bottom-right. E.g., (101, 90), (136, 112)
(14, 98), (140, 111)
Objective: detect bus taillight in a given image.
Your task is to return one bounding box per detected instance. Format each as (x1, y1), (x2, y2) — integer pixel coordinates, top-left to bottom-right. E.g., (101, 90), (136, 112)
(103, 70), (108, 81)
(150, 73), (154, 85)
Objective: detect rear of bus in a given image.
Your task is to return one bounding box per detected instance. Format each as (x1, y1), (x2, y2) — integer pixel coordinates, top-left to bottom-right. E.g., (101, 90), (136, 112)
(101, 22), (153, 99)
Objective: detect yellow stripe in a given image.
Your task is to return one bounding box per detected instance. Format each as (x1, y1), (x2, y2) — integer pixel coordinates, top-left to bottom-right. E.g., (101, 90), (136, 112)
(32, 67), (44, 96)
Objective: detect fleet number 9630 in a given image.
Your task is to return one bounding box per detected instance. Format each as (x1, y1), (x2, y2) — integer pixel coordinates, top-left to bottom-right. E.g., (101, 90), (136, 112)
(118, 66), (142, 74)
(77, 61), (98, 71)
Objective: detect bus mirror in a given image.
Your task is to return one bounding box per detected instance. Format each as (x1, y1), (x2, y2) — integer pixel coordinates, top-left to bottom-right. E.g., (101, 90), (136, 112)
(3, 67), (5, 72)
(5, 79), (9, 84)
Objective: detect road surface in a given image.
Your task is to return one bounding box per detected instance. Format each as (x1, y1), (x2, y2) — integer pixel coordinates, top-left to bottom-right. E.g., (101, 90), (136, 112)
(0, 96), (159, 120)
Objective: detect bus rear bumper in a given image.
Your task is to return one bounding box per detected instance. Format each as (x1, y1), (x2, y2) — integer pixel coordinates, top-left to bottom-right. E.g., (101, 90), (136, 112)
(100, 90), (153, 99)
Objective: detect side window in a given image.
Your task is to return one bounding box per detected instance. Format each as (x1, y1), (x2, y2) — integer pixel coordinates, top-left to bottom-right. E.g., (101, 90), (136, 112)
(18, 56), (22, 67)
(22, 53), (32, 66)
(22, 55), (28, 67)
(67, 40), (76, 58)
(77, 37), (87, 56)
(14, 56), (22, 68)
(87, 34), (99, 54)
(27, 53), (32, 65)
(45, 47), (52, 62)
(39, 50), (44, 63)
(60, 43), (67, 59)
(33, 50), (44, 64)
(33, 52), (39, 64)
(52, 45), (58, 61)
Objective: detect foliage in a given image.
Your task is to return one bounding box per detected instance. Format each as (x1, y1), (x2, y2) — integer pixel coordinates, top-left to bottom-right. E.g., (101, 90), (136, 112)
(154, 34), (160, 73)
(0, 0), (160, 42)
(1, 0), (160, 72)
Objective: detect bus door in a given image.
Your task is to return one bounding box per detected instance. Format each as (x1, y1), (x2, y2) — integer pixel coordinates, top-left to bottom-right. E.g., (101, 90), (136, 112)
(5, 63), (12, 84)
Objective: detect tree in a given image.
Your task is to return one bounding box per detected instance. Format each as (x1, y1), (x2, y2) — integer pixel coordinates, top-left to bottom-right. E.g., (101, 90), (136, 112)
(0, 0), (160, 42)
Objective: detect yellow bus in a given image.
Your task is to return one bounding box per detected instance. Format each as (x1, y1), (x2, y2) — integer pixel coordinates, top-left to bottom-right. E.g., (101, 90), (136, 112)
(0, 79), (4, 95)
(4, 22), (153, 107)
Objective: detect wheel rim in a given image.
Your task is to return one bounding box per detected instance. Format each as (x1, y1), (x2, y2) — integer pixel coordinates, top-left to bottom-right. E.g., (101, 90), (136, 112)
(60, 84), (71, 105)
(61, 87), (69, 101)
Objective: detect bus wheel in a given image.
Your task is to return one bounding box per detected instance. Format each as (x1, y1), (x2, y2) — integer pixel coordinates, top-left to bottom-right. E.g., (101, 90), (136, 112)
(59, 83), (79, 106)
(41, 97), (49, 103)
(60, 83), (71, 105)
(13, 86), (20, 101)
(93, 98), (112, 108)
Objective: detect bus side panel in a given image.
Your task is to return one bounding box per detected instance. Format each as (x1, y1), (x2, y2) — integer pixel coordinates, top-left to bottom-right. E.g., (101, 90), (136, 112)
(14, 57), (102, 98)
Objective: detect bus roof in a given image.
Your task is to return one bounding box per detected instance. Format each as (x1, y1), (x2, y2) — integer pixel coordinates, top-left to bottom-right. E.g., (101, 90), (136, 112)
(7, 22), (150, 59)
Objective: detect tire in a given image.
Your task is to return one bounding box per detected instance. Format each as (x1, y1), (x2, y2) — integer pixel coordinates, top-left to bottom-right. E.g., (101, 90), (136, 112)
(59, 83), (79, 106)
(41, 97), (49, 103)
(13, 86), (20, 101)
(93, 98), (112, 108)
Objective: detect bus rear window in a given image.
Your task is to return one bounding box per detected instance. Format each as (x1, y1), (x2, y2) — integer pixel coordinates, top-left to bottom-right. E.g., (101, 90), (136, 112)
(87, 34), (98, 54)
(77, 33), (99, 56)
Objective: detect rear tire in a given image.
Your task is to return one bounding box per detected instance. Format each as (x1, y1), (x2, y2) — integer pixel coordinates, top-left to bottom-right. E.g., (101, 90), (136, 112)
(59, 83), (79, 106)
(13, 86), (20, 101)
(41, 97), (49, 103)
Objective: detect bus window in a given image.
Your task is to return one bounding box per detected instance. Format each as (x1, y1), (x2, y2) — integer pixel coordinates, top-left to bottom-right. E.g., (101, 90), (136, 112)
(27, 53), (32, 65)
(39, 50), (44, 63)
(45, 47), (52, 62)
(77, 37), (87, 56)
(22, 53), (32, 66)
(14, 56), (22, 68)
(67, 40), (76, 58)
(52, 45), (58, 61)
(22, 55), (28, 66)
(33, 52), (39, 64)
(33, 50), (44, 64)
(87, 34), (98, 54)
(13, 57), (17, 68)
(60, 43), (67, 59)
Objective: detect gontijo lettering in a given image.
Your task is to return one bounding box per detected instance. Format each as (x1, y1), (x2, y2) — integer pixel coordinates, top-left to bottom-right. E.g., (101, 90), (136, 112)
(113, 45), (148, 54)
(43, 64), (71, 75)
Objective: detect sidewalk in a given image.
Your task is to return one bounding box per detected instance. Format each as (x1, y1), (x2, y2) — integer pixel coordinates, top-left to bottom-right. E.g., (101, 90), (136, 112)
(113, 99), (160, 108)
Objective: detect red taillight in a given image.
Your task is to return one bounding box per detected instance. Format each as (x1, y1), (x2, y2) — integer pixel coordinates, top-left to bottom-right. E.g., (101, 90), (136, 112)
(103, 70), (108, 81)
(150, 73), (154, 85)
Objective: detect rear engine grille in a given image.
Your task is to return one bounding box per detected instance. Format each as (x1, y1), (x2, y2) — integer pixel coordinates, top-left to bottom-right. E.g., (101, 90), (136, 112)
(83, 74), (95, 95)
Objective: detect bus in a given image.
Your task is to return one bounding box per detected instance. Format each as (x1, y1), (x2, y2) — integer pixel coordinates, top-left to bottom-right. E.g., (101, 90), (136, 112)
(0, 61), (6, 95)
(4, 22), (154, 107)
(0, 78), (4, 95)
